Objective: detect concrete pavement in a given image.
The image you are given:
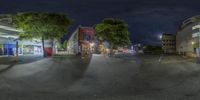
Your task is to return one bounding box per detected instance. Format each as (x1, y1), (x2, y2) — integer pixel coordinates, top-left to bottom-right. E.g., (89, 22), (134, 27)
(0, 54), (200, 100)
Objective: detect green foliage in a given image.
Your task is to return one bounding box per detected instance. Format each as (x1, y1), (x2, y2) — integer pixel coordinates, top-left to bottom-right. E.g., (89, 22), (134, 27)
(12, 12), (71, 40)
(61, 40), (68, 50)
(57, 40), (68, 50)
(18, 33), (33, 40)
(143, 45), (163, 55)
(192, 17), (200, 22)
(94, 18), (131, 48)
(193, 43), (198, 48)
(144, 45), (162, 51)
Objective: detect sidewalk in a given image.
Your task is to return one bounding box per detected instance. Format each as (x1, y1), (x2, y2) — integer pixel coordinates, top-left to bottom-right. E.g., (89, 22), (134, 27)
(0, 57), (20, 73)
(0, 56), (19, 64)
(0, 65), (10, 70)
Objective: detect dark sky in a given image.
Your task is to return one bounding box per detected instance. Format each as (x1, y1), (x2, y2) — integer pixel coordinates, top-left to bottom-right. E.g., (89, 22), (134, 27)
(1, 0), (200, 44)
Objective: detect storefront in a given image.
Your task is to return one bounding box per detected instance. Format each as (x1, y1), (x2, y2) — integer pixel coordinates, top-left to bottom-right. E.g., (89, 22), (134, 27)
(23, 45), (34, 54)
(3, 44), (16, 56)
(22, 45), (43, 55)
(79, 41), (91, 57)
(34, 45), (42, 55)
(0, 37), (17, 56)
(18, 41), (43, 55)
(0, 15), (44, 56)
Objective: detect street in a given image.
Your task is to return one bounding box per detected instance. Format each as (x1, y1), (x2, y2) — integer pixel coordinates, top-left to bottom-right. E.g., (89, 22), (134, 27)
(0, 54), (200, 100)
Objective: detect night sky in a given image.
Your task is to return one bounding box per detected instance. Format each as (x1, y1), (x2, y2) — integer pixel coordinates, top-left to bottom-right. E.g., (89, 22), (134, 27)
(1, 0), (200, 45)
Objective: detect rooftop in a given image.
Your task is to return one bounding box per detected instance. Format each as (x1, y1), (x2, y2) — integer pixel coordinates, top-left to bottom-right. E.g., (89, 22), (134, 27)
(162, 33), (175, 36)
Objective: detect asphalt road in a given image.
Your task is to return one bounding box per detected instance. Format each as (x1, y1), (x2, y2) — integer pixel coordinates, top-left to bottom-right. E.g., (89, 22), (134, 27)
(0, 54), (200, 100)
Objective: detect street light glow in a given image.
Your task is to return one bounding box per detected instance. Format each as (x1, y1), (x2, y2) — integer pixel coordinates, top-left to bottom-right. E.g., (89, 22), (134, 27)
(90, 43), (95, 47)
(192, 41), (194, 45)
(159, 35), (162, 39)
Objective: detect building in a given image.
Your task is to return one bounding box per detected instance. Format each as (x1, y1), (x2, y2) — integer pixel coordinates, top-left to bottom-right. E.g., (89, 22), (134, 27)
(143, 44), (162, 54)
(192, 24), (200, 57)
(176, 15), (200, 57)
(0, 14), (18, 56)
(67, 26), (95, 55)
(161, 33), (176, 53)
(0, 14), (43, 56)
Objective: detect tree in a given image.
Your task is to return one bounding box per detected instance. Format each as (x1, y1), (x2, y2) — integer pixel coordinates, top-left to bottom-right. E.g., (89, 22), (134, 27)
(143, 45), (163, 55)
(12, 12), (71, 57)
(94, 18), (131, 53)
(61, 40), (68, 50)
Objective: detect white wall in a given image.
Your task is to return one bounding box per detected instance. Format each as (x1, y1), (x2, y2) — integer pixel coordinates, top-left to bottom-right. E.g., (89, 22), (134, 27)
(176, 23), (196, 53)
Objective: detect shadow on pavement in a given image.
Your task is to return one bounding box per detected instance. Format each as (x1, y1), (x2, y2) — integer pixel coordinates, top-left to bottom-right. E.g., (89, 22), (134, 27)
(0, 55), (44, 65)
(16, 56), (44, 64)
(0, 55), (91, 91)
(0, 63), (16, 73)
(52, 55), (91, 81)
(0, 55), (44, 74)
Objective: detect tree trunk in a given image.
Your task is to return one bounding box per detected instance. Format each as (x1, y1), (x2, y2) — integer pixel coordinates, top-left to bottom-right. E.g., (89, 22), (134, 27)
(42, 36), (46, 57)
(110, 42), (114, 56)
(16, 41), (18, 57)
(52, 39), (54, 56)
